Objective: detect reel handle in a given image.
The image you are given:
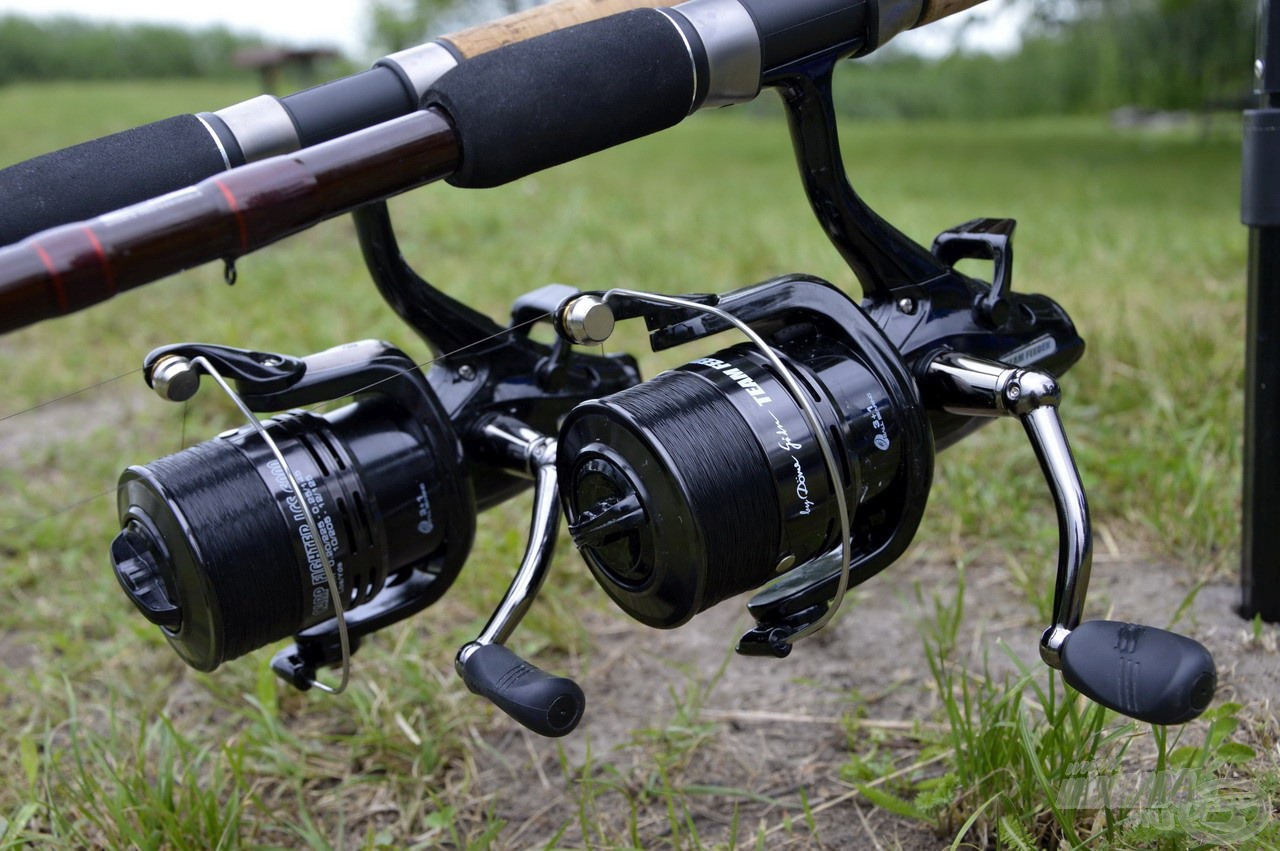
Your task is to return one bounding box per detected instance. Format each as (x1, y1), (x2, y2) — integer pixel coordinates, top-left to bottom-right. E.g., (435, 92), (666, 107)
(921, 352), (1216, 724)
(458, 644), (585, 738)
(1058, 621), (1216, 726)
(455, 416), (586, 737)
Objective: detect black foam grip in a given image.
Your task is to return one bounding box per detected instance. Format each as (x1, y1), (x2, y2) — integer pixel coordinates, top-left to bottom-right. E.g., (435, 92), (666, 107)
(1060, 621), (1217, 726)
(423, 9), (694, 189)
(0, 114), (229, 247)
(461, 644), (585, 737)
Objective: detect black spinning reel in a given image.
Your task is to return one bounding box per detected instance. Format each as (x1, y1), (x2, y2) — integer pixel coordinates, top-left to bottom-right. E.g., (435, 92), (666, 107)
(108, 66), (1216, 737)
(111, 248), (1215, 736)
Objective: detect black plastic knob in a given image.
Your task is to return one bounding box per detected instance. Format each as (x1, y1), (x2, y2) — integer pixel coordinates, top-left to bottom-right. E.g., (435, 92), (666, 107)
(110, 523), (182, 629)
(459, 644), (585, 737)
(1059, 620), (1216, 725)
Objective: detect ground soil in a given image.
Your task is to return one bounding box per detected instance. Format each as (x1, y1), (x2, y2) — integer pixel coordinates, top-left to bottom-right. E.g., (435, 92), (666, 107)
(462, 554), (1277, 849)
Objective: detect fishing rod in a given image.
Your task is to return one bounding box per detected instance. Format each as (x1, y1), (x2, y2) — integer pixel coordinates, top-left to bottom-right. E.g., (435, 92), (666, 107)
(0, 0), (1217, 737)
(0, 0), (986, 333)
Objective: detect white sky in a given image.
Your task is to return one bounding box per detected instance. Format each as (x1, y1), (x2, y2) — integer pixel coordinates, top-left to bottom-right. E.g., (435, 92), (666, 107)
(0, 1), (372, 58)
(0, 0), (1026, 63)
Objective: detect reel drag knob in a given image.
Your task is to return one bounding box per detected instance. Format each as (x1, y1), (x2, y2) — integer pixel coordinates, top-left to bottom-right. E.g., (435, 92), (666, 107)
(111, 521), (182, 629)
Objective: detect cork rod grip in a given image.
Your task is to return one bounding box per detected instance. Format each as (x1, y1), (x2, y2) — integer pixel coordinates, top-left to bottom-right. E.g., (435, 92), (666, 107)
(442, 0), (669, 58)
(914, 0), (990, 27)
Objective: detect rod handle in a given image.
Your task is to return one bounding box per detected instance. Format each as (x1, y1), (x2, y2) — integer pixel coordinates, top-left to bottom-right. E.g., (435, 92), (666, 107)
(0, 115), (229, 247)
(441, 0), (667, 58)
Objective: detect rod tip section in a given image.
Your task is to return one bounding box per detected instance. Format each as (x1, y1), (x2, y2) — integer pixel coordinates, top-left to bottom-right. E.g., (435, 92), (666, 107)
(460, 644), (585, 737)
(1059, 620), (1216, 725)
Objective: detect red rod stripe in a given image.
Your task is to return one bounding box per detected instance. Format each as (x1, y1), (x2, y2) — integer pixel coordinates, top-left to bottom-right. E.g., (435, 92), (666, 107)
(213, 179), (250, 253)
(81, 227), (115, 296)
(32, 243), (69, 314)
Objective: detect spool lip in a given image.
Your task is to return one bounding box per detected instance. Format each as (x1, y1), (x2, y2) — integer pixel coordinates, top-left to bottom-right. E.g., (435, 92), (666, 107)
(558, 401), (709, 629)
(569, 448), (656, 593)
(115, 465), (226, 672)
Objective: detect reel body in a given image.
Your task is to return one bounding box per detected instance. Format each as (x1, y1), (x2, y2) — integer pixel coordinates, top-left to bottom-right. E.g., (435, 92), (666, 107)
(112, 342), (474, 672)
(558, 288), (924, 629)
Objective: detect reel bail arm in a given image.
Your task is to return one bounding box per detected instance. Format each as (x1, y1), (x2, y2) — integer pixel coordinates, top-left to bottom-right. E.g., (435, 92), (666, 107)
(921, 352), (1217, 725)
(456, 415), (585, 738)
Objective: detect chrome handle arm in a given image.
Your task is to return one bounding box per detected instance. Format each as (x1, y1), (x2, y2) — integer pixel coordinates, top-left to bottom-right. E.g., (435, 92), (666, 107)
(453, 417), (585, 738)
(921, 352), (1091, 668)
(457, 417), (561, 666)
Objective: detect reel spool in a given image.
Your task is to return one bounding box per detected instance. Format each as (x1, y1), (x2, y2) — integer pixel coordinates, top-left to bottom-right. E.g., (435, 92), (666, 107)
(557, 287), (929, 629)
(111, 341), (474, 673)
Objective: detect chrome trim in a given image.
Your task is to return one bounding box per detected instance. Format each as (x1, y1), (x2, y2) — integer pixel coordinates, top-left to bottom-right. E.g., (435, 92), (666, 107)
(193, 114), (231, 170)
(1023, 403), (1091, 669)
(561, 294), (616, 346)
(671, 0), (762, 108)
(456, 422), (560, 670)
(655, 8), (701, 113)
(377, 41), (459, 103)
(212, 95), (300, 163)
(870, 0), (926, 51)
(922, 352), (1092, 671)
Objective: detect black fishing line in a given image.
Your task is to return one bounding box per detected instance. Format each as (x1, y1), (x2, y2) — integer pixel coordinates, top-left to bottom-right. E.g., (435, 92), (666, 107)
(605, 370), (782, 613)
(0, 368), (144, 424)
(142, 438), (300, 662)
(0, 487), (119, 539)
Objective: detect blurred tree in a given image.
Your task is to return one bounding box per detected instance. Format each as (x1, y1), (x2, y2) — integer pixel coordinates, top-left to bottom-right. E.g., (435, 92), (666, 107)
(367, 0), (457, 52)
(0, 15), (265, 84)
(1022, 0), (1255, 108)
(836, 0), (1254, 118)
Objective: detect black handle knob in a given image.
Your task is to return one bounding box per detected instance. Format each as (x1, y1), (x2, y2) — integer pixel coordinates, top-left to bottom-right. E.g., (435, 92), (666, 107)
(459, 644), (585, 737)
(1059, 620), (1216, 725)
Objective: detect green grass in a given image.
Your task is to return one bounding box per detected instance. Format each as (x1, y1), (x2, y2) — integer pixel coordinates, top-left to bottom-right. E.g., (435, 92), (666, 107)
(0, 78), (1254, 846)
(872, 570), (1278, 849)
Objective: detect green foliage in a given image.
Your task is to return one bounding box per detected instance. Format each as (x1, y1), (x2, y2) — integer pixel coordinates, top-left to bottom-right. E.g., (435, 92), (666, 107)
(367, 0), (463, 53)
(836, 0), (1255, 119)
(875, 573), (1279, 848)
(0, 16), (267, 85)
